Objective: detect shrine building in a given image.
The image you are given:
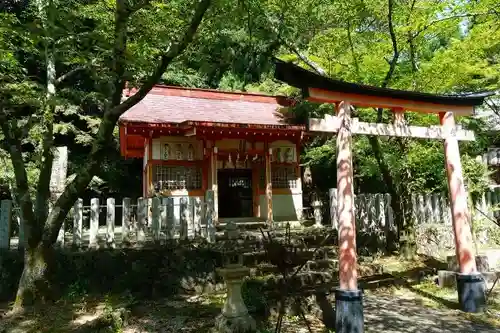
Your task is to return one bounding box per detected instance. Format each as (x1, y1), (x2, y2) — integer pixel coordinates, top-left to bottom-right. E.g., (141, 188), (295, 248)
(118, 85), (305, 222)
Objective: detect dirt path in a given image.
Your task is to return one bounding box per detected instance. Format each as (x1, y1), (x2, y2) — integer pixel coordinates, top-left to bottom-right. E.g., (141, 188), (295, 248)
(363, 293), (498, 333)
(1, 289), (498, 333)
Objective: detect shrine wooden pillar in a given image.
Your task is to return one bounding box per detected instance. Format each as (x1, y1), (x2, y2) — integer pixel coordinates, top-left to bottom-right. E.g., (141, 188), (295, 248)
(211, 146), (219, 223)
(440, 111), (484, 312)
(265, 146), (273, 224)
(441, 111), (477, 274)
(335, 101), (363, 333)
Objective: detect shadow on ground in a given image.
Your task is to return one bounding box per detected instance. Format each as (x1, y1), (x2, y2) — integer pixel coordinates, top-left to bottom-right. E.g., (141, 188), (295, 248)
(1, 254), (498, 333)
(363, 293), (497, 333)
(0, 293), (222, 333)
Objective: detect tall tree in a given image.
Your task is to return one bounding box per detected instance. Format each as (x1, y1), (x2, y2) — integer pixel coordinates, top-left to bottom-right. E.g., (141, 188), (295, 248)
(0, 0), (212, 309)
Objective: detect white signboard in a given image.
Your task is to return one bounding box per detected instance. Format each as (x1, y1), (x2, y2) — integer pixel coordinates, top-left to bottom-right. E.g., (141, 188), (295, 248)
(49, 146), (68, 195)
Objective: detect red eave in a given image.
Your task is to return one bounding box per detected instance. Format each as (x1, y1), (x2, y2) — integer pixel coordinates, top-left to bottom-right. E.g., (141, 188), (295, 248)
(124, 84), (294, 105)
(119, 85), (304, 158)
(180, 120), (305, 131)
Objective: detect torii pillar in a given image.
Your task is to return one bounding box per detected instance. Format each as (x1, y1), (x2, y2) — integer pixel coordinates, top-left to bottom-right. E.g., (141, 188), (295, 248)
(441, 111), (485, 313)
(335, 101), (363, 333)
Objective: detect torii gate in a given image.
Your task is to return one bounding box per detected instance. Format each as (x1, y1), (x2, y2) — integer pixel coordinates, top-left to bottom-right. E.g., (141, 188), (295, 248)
(275, 60), (494, 333)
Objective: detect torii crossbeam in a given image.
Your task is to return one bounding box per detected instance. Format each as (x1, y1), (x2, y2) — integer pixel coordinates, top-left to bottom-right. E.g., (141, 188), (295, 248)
(274, 59), (494, 333)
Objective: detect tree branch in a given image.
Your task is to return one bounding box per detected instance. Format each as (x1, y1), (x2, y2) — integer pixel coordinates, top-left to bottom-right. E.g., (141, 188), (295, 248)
(110, 0), (131, 108)
(129, 0), (152, 13)
(346, 19), (360, 80)
(406, 0), (418, 73)
(264, 12), (326, 76)
(382, 0), (399, 90)
(34, 0), (56, 237)
(412, 12), (493, 39)
(0, 118), (37, 246)
(288, 45), (327, 76)
(109, 0), (212, 118)
(56, 64), (89, 85)
(42, 0), (212, 245)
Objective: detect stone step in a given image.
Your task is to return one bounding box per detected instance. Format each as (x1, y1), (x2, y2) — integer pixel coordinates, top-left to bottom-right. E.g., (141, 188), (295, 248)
(241, 246), (338, 266)
(249, 259), (343, 277)
(216, 220), (303, 231)
(437, 270), (500, 289)
(306, 259), (339, 271)
(261, 271), (335, 290)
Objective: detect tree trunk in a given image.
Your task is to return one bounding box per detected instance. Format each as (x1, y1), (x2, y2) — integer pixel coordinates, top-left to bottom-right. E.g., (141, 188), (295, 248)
(13, 242), (57, 310)
(400, 194), (417, 259)
(368, 136), (402, 253)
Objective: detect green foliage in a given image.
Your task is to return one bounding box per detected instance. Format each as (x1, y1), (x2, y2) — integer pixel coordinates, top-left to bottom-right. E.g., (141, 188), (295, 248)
(0, 246), (222, 302)
(242, 279), (268, 316)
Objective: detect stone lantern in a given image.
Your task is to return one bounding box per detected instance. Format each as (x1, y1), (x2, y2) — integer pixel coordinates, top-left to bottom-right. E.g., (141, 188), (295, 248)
(214, 222), (256, 333)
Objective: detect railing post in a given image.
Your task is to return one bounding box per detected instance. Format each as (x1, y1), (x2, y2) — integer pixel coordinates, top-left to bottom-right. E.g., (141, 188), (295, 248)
(160, 198), (168, 240)
(137, 197), (147, 242)
(152, 197), (161, 241)
(329, 188), (338, 229)
(205, 190), (216, 243)
(18, 215), (25, 251)
(73, 198), (83, 248)
(0, 200), (12, 250)
(122, 198), (131, 242)
(193, 197), (202, 237)
(106, 198), (115, 248)
(180, 197), (188, 240)
(90, 198), (99, 248)
(56, 213), (65, 247)
(165, 197), (174, 239)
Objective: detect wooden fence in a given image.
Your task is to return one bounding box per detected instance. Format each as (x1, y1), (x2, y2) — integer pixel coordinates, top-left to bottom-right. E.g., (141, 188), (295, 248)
(2, 188), (500, 250)
(328, 188), (500, 231)
(0, 191), (217, 250)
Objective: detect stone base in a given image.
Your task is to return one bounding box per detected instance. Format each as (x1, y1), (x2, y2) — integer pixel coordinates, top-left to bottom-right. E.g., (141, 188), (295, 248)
(456, 273), (486, 313)
(446, 255), (490, 272)
(214, 313), (256, 333)
(437, 270), (457, 288)
(335, 288), (364, 333)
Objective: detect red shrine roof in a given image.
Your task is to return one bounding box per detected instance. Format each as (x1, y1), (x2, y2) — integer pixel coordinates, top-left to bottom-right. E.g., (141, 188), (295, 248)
(119, 85), (296, 128)
(119, 85), (305, 158)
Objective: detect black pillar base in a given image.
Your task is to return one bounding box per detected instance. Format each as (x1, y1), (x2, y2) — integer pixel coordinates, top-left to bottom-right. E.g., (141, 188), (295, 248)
(335, 288), (364, 333)
(456, 273), (486, 313)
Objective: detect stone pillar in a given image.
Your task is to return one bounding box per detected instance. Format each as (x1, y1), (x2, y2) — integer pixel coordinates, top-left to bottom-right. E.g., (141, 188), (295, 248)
(18, 215), (25, 251)
(0, 200), (12, 250)
(106, 198), (115, 248)
(150, 197), (160, 241)
(205, 190), (216, 243)
(165, 197), (175, 239)
(180, 197), (188, 240)
(211, 147), (219, 223)
(335, 101), (363, 333)
(137, 197), (147, 242)
(313, 196), (323, 228)
(440, 111), (484, 313)
(73, 198), (83, 248)
(329, 188), (338, 229)
(193, 197), (202, 237)
(122, 197), (131, 242)
(56, 217), (65, 247)
(90, 198), (99, 249)
(215, 223), (256, 333)
(265, 147), (273, 224)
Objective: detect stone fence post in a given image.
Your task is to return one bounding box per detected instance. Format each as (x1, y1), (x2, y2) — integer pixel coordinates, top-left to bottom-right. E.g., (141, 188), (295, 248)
(122, 198), (131, 242)
(73, 198), (83, 247)
(205, 190), (216, 243)
(90, 198), (99, 248)
(106, 198), (115, 248)
(137, 197), (147, 242)
(0, 200), (12, 249)
(151, 197), (161, 241)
